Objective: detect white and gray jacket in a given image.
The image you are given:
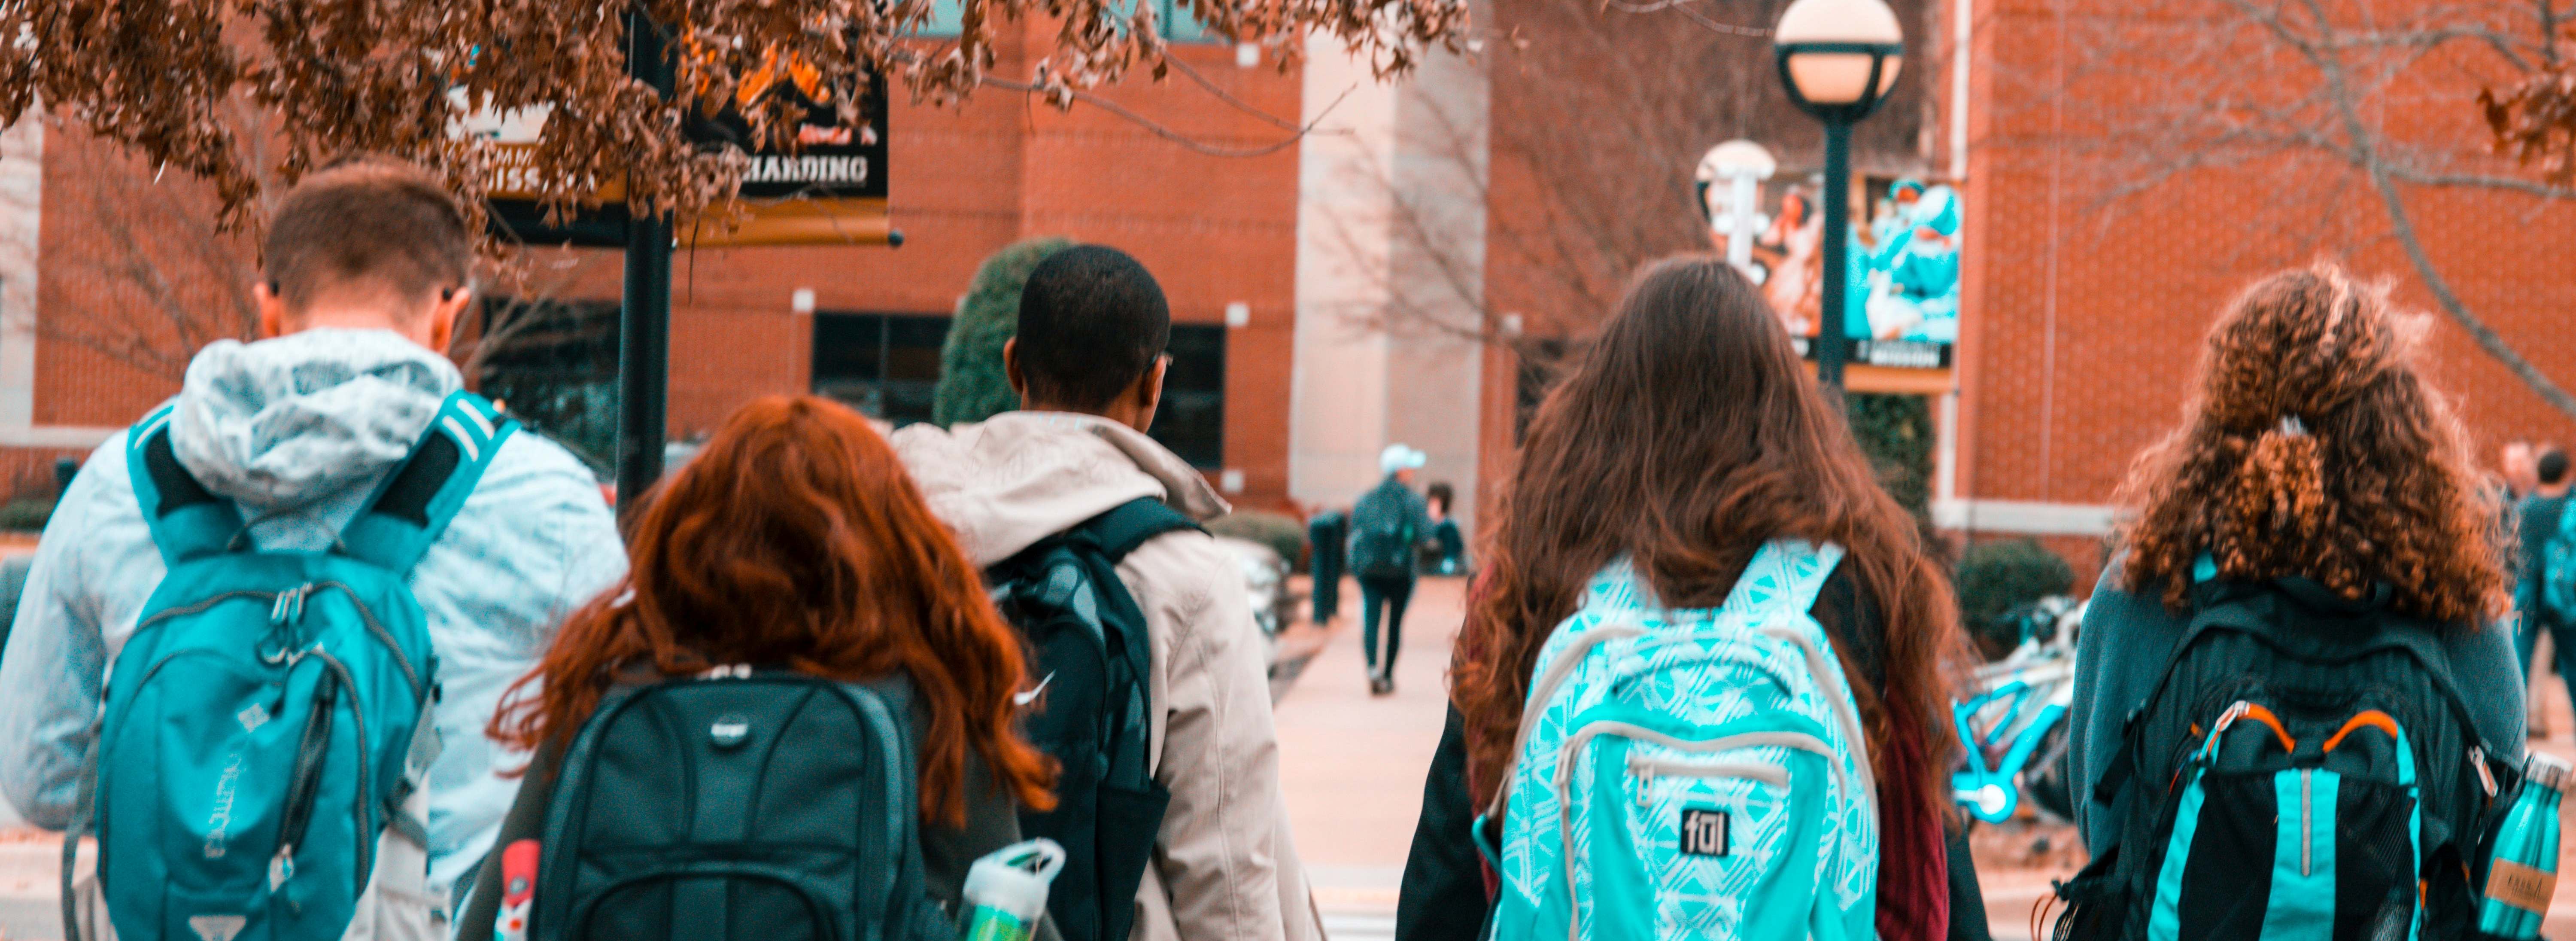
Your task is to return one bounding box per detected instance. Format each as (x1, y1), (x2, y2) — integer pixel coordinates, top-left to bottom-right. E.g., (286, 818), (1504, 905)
(0, 328), (628, 904)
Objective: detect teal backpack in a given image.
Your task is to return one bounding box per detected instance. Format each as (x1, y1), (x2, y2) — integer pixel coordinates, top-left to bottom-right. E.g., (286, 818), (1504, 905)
(1481, 541), (1878, 941)
(2542, 500), (2576, 623)
(65, 392), (514, 941)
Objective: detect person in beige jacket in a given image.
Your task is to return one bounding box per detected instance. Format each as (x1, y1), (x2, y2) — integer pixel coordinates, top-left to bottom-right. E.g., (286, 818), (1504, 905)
(890, 245), (1322, 941)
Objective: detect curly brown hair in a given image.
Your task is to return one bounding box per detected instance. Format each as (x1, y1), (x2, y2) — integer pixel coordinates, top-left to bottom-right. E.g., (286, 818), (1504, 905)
(2117, 262), (2507, 624)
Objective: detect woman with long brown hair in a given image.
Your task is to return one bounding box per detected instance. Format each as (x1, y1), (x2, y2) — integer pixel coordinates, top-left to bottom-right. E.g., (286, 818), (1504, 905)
(458, 395), (1057, 938)
(1394, 256), (1974, 941)
(2061, 264), (2523, 937)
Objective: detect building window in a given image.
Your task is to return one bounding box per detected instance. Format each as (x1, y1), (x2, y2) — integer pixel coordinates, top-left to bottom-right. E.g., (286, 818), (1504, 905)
(810, 314), (1225, 466)
(914, 0), (1214, 40)
(477, 298), (620, 476)
(813, 312), (951, 427)
(1151, 324), (1226, 468)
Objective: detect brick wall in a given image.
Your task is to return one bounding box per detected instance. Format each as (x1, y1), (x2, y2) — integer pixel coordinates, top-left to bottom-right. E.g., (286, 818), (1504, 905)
(15, 30), (1306, 511)
(1958, 0), (2576, 527)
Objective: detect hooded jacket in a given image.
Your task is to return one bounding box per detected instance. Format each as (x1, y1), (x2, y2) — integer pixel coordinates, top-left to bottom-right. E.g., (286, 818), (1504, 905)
(0, 328), (628, 907)
(890, 412), (1321, 941)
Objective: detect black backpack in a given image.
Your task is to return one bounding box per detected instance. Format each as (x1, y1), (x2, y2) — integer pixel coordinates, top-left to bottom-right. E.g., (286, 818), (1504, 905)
(2053, 578), (2517, 941)
(1348, 490), (1417, 581)
(984, 497), (1200, 941)
(529, 671), (948, 941)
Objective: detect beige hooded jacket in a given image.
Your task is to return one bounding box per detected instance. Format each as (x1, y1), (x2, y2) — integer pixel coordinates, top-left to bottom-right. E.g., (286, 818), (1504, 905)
(890, 412), (1322, 941)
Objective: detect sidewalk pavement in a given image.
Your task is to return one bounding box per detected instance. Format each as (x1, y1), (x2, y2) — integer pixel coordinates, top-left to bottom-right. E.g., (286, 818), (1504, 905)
(1274, 575), (1467, 941)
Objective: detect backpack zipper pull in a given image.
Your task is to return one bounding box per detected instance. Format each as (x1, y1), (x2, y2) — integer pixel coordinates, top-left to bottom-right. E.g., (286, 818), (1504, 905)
(2300, 769), (2314, 877)
(270, 584), (314, 626)
(269, 846), (295, 889)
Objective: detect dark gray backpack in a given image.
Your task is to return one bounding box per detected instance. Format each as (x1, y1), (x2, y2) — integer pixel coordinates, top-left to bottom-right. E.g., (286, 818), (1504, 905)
(531, 672), (948, 941)
(984, 497), (1200, 941)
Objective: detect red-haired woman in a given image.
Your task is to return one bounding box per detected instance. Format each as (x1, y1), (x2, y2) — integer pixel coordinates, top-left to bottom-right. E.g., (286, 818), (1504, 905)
(457, 395), (1057, 939)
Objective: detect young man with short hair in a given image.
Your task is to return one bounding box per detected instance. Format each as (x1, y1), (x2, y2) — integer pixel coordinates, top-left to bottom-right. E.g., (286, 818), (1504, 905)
(892, 245), (1320, 941)
(0, 157), (626, 930)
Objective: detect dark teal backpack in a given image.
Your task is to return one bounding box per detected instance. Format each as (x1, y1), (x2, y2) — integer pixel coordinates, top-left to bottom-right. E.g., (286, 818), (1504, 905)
(2052, 577), (2515, 941)
(67, 392), (513, 941)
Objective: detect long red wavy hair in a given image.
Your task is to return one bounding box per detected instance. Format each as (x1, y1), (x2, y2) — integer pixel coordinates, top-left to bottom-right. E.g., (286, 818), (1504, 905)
(491, 395), (1056, 824)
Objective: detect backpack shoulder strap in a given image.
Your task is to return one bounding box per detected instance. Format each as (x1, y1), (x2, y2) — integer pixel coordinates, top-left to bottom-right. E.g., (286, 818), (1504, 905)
(124, 403), (247, 565)
(1717, 539), (1847, 624)
(337, 392), (519, 573)
(1073, 496), (1204, 563)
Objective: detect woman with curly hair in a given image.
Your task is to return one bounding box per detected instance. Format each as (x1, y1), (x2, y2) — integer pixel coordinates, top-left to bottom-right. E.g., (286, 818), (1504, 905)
(2064, 263), (2524, 915)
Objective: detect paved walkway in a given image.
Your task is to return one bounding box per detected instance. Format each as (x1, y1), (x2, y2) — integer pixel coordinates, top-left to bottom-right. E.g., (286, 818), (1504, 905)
(13, 573), (2576, 940)
(1273, 576), (1467, 941)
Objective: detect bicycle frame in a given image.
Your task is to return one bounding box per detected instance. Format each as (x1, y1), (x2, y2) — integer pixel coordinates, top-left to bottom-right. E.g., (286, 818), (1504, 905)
(1952, 597), (2081, 823)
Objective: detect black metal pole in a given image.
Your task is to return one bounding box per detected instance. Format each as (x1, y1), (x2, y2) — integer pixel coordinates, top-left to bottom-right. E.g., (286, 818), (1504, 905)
(618, 11), (673, 513)
(1817, 118), (1853, 393)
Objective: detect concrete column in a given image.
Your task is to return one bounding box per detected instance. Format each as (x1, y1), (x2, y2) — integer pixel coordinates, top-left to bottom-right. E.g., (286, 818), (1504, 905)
(1290, 30), (1491, 541)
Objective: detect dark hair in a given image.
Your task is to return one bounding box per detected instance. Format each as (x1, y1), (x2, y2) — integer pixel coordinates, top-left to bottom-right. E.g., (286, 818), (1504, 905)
(263, 155), (472, 317)
(1015, 245), (1170, 410)
(1455, 255), (1965, 816)
(2118, 262), (2506, 624)
(2542, 448), (2570, 487)
(493, 396), (1057, 824)
(1425, 482), (1455, 514)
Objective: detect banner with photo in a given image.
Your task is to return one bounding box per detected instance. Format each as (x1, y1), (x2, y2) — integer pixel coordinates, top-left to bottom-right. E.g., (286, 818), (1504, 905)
(1705, 174), (1959, 371)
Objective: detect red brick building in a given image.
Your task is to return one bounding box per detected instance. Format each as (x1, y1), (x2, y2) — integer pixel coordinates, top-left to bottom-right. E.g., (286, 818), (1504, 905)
(1464, 0), (2576, 584)
(1950, 0), (2576, 579)
(0, 23), (1309, 512)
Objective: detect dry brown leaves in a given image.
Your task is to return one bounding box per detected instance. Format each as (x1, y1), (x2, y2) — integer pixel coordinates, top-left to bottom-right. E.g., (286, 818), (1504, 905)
(0, 0), (1468, 255)
(2482, 30), (2576, 184)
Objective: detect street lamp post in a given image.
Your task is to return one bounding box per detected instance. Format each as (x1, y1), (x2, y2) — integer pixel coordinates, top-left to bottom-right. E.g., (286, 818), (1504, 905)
(1774, 0), (1902, 393)
(1697, 140), (1777, 280)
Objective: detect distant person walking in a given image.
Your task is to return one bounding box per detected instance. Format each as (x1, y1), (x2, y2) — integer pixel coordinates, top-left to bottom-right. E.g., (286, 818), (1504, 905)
(461, 396), (1059, 941)
(0, 157), (626, 938)
(1350, 445), (1432, 696)
(2519, 447), (2574, 720)
(1424, 482), (1465, 575)
(1397, 257), (1977, 941)
(2059, 263), (2522, 939)
(891, 245), (1320, 941)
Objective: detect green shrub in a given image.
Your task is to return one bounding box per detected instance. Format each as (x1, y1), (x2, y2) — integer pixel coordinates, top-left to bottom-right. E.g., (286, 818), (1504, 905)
(1956, 538), (2076, 653)
(1847, 393), (1933, 523)
(933, 237), (1074, 427)
(0, 497), (54, 532)
(1206, 510), (1308, 570)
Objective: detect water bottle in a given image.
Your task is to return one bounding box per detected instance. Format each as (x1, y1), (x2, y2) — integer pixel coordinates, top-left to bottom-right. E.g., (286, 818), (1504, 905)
(960, 838), (1065, 941)
(2479, 752), (2570, 940)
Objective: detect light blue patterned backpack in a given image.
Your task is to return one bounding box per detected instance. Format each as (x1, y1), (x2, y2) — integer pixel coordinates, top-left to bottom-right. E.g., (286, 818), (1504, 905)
(1481, 541), (1878, 941)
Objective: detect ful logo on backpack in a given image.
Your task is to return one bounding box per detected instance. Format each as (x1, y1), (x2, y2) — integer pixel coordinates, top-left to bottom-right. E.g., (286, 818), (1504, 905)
(1483, 541), (1878, 941)
(70, 393), (513, 941)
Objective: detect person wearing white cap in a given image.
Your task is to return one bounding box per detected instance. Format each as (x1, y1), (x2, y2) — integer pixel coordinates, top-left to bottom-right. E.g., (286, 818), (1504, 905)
(1348, 443), (1434, 695)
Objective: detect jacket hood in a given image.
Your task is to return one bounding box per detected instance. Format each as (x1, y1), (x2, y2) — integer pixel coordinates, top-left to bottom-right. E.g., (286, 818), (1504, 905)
(889, 411), (1229, 566)
(169, 328), (463, 511)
